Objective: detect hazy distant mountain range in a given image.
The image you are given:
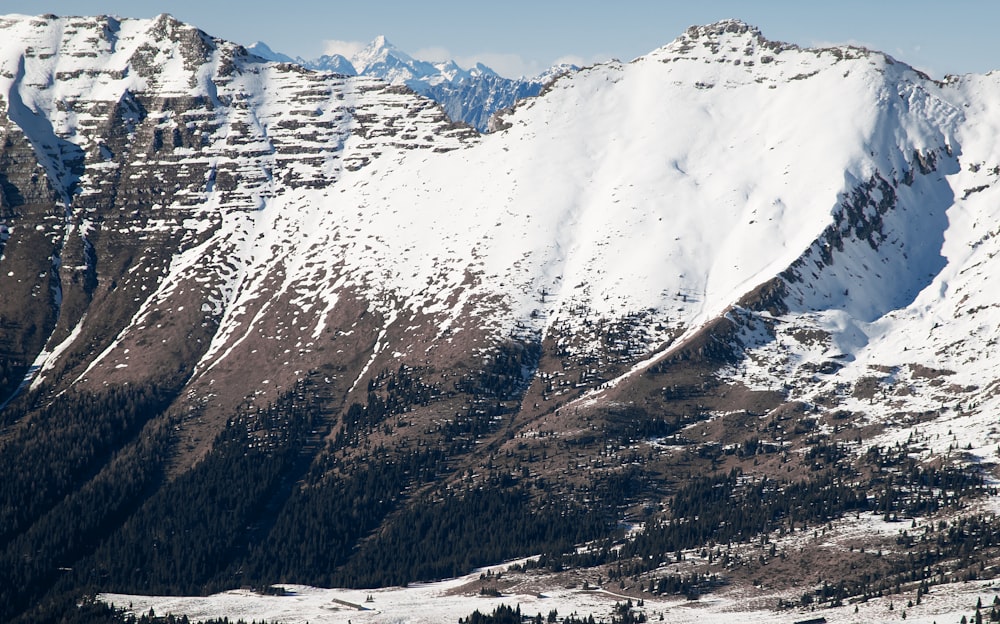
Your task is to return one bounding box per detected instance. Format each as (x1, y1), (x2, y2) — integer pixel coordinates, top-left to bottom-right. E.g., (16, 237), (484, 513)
(247, 36), (576, 131)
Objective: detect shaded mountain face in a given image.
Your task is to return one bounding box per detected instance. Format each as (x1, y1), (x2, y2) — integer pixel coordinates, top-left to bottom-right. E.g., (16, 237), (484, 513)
(248, 35), (565, 131)
(3, 14), (1000, 620)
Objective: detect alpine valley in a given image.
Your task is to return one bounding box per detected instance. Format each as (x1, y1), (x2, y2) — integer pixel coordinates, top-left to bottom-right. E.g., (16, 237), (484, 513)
(5, 13), (1000, 624)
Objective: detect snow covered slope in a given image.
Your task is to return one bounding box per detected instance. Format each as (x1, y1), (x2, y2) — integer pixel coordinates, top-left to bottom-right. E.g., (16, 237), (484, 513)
(304, 20), (962, 365)
(0, 15), (992, 444)
(719, 61), (1000, 462)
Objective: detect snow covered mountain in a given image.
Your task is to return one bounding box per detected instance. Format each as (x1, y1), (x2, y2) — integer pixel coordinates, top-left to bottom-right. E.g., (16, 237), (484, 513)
(248, 35), (568, 131)
(4, 14), (1000, 621)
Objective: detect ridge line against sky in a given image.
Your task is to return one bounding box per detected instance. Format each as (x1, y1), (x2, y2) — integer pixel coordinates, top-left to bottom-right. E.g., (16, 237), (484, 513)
(2, 1), (999, 79)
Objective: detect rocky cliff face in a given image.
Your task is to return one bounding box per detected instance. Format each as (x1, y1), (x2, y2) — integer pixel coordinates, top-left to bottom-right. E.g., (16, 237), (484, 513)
(4, 15), (1000, 621)
(0, 14), (474, 410)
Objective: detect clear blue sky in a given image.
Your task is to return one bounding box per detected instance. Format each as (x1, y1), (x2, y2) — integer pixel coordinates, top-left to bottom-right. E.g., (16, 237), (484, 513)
(3, 1), (998, 78)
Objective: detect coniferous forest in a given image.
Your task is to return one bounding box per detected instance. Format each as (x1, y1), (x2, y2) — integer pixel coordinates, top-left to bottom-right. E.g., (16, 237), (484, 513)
(3, 370), (996, 624)
(0, 342), (629, 622)
(3, 334), (1000, 624)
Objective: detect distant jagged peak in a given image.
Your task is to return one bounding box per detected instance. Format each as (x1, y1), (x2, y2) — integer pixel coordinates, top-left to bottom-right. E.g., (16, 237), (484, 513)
(432, 59), (467, 82)
(308, 53), (357, 75)
(343, 36), (443, 86)
(245, 40), (356, 74)
(370, 34), (391, 51)
(353, 35), (415, 72)
(469, 62), (498, 78)
(233, 32), (575, 130)
(246, 40), (295, 64)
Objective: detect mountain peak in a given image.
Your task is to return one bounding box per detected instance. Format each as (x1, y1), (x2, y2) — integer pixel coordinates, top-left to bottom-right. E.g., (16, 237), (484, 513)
(352, 34), (420, 75)
(673, 18), (786, 53)
(666, 18), (917, 80)
(150, 12), (183, 33)
(248, 40), (275, 55)
(246, 40), (295, 63)
(359, 34), (401, 59)
(686, 18), (762, 38)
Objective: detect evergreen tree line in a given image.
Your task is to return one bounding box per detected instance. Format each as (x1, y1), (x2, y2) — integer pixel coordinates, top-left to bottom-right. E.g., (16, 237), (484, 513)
(460, 603), (524, 624)
(25, 593), (282, 624)
(0, 354), (26, 403)
(646, 572), (721, 599)
(782, 512), (1000, 607)
(243, 445), (452, 587)
(245, 344), (603, 588)
(239, 342), (560, 588)
(0, 384), (178, 622)
(11, 338), (557, 619)
(459, 604), (600, 624)
(330, 341), (536, 455)
(962, 594), (1000, 624)
(0, 383), (173, 542)
(0, 425), (171, 622)
(72, 381), (327, 596)
(330, 480), (614, 587)
(459, 600), (648, 624)
(6, 355), (996, 623)
(627, 445), (988, 565)
(544, 443), (990, 578)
